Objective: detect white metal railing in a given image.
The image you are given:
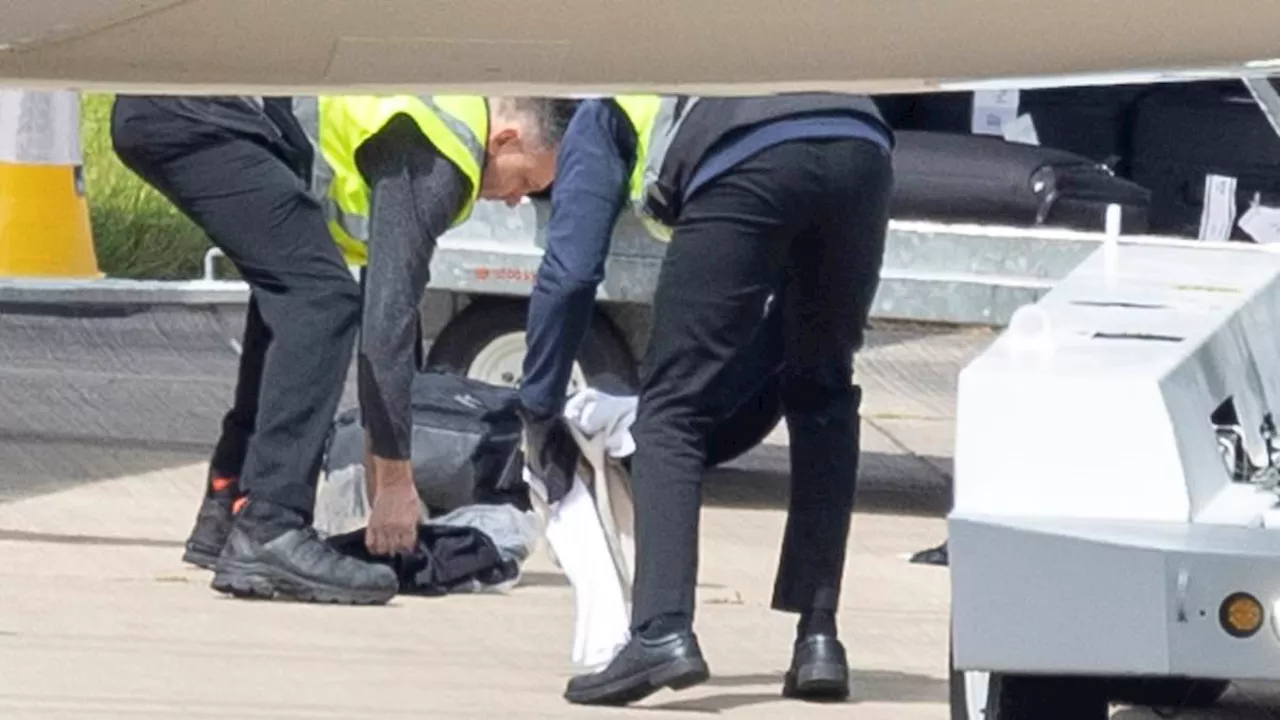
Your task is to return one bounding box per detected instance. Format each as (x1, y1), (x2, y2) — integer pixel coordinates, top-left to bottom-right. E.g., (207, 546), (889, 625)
(202, 248), (360, 283)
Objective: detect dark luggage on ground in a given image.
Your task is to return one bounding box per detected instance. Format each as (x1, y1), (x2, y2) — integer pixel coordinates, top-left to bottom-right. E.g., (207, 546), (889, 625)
(324, 371), (528, 515)
(1129, 80), (1280, 239)
(889, 131), (1151, 233)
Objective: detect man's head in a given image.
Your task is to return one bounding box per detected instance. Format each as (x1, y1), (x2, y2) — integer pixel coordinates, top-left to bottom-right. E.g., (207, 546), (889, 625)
(480, 97), (579, 207)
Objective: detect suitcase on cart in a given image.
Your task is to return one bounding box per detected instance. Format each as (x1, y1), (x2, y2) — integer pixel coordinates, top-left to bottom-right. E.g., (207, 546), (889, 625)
(1129, 80), (1280, 239)
(889, 131), (1151, 233)
(1018, 85), (1149, 169)
(876, 85), (1148, 168)
(875, 91), (970, 133)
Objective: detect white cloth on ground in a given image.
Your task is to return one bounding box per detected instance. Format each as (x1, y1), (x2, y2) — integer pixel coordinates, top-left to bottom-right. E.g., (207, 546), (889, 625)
(313, 463), (381, 539)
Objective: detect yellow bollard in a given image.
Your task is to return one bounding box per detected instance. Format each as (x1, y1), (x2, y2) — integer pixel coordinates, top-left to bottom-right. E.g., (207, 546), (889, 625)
(0, 90), (101, 278)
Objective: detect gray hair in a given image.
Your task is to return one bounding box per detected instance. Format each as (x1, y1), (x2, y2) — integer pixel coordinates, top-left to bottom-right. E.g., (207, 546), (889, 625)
(492, 97), (580, 150)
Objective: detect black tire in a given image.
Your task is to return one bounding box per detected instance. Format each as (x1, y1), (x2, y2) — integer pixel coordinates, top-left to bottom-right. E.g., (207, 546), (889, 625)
(1105, 677), (1231, 710)
(425, 299), (638, 396)
(706, 369), (784, 467)
(950, 635), (1109, 720)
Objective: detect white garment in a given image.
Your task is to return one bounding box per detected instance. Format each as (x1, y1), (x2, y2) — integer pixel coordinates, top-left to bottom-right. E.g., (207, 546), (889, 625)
(528, 471), (630, 669)
(563, 389), (638, 458)
(528, 388), (640, 670)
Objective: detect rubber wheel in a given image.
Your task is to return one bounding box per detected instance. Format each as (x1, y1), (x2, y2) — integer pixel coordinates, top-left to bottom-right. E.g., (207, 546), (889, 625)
(705, 369), (784, 467)
(425, 300), (637, 397)
(950, 635), (1109, 720)
(1105, 677), (1231, 710)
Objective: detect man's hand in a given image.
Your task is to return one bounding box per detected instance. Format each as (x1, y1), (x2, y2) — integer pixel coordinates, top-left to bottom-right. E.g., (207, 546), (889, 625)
(364, 454), (420, 557)
(518, 405), (581, 505)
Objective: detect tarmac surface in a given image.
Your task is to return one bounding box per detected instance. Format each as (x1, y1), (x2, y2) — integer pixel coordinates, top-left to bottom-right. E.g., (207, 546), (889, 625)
(1, 308), (1279, 718)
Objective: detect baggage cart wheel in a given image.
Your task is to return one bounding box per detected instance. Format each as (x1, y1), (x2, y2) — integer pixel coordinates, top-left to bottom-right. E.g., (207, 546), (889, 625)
(426, 300), (637, 397)
(950, 635), (1109, 720)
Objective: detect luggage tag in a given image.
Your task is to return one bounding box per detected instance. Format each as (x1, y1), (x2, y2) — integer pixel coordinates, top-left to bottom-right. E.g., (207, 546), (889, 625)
(971, 89), (1020, 136)
(1198, 174), (1238, 243)
(1002, 113), (1040, 146)
(1238, 192), (1280, 245)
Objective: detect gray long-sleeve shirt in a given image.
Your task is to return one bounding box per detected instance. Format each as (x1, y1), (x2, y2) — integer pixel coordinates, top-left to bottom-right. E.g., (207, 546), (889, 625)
(353, 115), (469, 460)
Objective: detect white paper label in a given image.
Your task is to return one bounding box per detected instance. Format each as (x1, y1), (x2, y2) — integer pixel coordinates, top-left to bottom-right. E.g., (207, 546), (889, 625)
(972, 89), (1020, 136)
(1002, 113), (1040, 146)
(1198, 174), (1238, 242)
(1238, 204), (1280, 244)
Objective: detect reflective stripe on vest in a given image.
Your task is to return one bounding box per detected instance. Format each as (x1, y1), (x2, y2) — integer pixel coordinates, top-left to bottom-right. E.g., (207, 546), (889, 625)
(292, 95), (487, 266)
(612, 95), (697, 242)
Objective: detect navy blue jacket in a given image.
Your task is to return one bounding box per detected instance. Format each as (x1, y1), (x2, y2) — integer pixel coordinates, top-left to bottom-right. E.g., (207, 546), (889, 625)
(518, 99), (891, 417)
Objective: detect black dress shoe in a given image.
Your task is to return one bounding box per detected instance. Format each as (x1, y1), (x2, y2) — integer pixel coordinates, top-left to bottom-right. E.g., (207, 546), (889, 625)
(783, 634), (850, 701)
(564, 631), (710, 706)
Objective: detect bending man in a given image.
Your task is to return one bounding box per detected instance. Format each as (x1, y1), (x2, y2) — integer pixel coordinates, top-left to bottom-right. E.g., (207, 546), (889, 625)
(518, 95), (894, 704)
(113, 95), (573, 605)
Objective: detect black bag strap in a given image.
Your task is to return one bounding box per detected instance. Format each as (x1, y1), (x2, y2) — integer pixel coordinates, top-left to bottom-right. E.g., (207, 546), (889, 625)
(494, 447), (525, 493)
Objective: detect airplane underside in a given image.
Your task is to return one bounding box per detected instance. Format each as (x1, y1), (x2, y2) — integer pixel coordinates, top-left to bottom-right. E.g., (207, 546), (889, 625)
(3, 0), (1280, 95)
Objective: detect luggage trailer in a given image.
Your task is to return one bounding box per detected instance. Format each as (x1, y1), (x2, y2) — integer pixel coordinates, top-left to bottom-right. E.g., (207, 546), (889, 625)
(947, 76), (1280, 720)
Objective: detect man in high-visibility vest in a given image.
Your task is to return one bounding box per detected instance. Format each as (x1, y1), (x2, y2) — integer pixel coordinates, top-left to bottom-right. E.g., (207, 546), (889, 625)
(516, 95), (895, 705)
(112, 94), (576, 605)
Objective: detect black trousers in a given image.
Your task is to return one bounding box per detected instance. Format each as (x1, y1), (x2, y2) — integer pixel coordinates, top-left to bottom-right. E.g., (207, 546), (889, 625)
(629, 137), (893, 629)
(112, 99), (361, 518)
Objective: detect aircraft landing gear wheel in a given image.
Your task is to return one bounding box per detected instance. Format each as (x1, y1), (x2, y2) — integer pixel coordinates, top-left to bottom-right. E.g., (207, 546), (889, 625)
(950, 636), (1109, 720)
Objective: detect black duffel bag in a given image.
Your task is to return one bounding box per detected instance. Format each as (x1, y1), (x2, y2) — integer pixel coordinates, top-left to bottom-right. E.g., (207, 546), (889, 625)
(890, 130), (1151, 233)
(324, 371), (528, 514)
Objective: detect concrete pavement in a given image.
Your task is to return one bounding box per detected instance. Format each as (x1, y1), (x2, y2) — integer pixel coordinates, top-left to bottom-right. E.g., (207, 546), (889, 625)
(0, 458), (951, 720)
(1, 316), (1278, 718)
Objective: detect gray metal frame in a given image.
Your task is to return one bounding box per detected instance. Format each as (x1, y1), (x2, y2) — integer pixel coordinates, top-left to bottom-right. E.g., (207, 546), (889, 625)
(0, 197), (1124, 329)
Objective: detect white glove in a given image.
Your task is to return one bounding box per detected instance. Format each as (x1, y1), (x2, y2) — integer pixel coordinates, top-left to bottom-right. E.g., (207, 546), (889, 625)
(563, 389), (638, 458)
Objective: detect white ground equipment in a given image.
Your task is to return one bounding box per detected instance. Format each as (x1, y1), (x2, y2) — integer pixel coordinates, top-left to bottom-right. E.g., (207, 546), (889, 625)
(948, 216), (1280, 716)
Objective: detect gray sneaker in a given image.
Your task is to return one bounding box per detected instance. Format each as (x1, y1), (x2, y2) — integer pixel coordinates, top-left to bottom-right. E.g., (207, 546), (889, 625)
(212, 502), (398, 605)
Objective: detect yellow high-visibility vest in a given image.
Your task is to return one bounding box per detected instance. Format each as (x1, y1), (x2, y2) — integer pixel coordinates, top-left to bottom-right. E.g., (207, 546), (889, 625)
(611, 94), (695, 243)
(293, 95), (488, 265)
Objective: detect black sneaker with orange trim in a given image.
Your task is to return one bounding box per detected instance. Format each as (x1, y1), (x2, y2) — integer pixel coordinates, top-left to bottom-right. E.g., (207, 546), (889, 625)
(211, 499), (398, 605)
(182, 474), (239, 570)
